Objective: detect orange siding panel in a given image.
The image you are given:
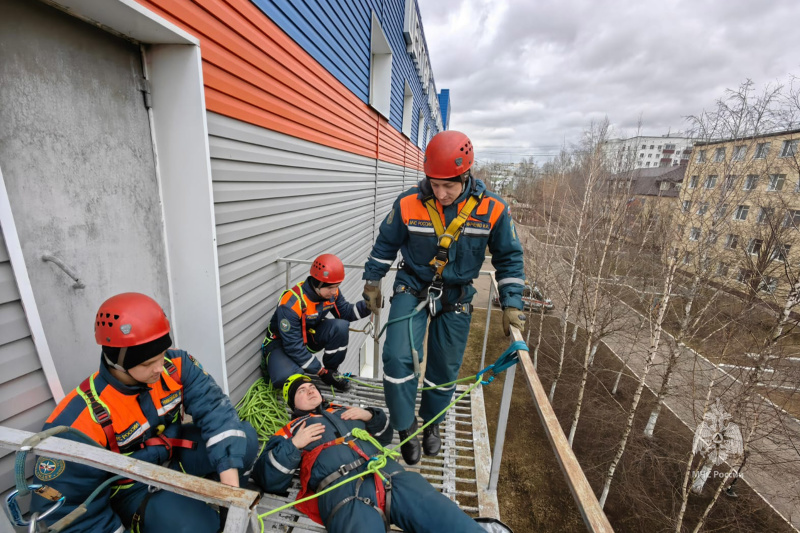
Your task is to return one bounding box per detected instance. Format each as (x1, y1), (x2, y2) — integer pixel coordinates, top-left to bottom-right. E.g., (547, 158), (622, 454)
(136, 0), (424, 167)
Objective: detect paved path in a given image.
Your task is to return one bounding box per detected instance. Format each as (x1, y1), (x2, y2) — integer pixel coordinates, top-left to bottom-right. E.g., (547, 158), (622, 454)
(517, 226), (800, 531)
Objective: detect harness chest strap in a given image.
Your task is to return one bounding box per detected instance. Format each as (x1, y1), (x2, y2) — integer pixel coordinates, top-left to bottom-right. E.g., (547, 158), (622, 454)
(264, 282), (342, 348)
(294, 436), (390, 530)
(77, 358), (194, 456)
(423, 193), (483, 278)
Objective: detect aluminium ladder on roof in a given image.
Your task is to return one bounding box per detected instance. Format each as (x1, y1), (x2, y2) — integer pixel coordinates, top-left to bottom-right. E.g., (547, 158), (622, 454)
(256, 374), (499, 532)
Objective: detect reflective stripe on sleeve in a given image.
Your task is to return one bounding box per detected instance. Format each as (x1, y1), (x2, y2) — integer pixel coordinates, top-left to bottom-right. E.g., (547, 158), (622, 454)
(206, 429), (247, 448)
(268, 450), (297, 475)
(324, 346), (347, 355)
(497, 277), (525, 287)
(301, 353), (318, 369)
(374, 416), (391, 437)
(368, 255), (394, 265)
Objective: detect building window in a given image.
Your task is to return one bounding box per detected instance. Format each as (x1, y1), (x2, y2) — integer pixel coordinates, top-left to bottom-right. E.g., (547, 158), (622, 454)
(716, 262), (729, 277)
(648, 154), (652, 158)
(659, 181), (670, 190)
(759, 277), (778, 293)
(645, 162), (650, 167)
(767, 174), (786, 191)
(757, 207), (774, 224)
(401, 81), (413, 137)
(650, 145), (655, 149)
(747, 238), (763, 255)
(657, 145), (662, 150)
(689, 175), (699, 188)
(639, 153), (644, 158)
(704, 175), (718, 189)
(714, 204), (729, 220)
(689, 227), (701, 241)
(784, 209), (800, 228)
(736, 268), (751, 284)
(369, 13), (393, 119)
(697, 150), (707, 163)
(707, 231), (718, 245)
(696, 202), (709, 215)
(714, 148), (726, 162)
(772, 244), (791, 262)
(754, 142), (770, 159)
(732, 146), (746, 161)
(733, 205), (749, 220)
(682, 200), (692, 212)
(682, 252), (692, 265)
(723, 175), (736, 190)
(780, 139), (798, 158)
(641, 144), (646, 149)
(743, 175), (758, 190)
(724, 234), (739, 249)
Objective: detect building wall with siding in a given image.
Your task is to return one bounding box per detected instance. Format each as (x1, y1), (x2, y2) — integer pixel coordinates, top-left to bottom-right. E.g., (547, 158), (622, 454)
(134, 0), (439, 400)
(0, 229), (56, 493)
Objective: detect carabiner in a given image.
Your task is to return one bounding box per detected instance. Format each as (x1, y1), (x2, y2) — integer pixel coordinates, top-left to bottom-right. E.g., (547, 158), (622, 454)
(427, 285), (443, 316)
(5, 485), (65, 527)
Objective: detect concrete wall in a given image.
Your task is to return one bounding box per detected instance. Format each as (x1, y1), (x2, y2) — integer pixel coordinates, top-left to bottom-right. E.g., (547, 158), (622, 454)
(0, 0), (171, 392)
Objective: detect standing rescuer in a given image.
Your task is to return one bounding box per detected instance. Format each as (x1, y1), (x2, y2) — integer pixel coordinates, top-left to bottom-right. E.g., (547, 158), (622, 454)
(262, 254), (369, 392)
(30, 292), (259, 532)
(362, 130), (526, 465)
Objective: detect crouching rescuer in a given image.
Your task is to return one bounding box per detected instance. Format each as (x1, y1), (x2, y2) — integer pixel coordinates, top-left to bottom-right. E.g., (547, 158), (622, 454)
(262, 254), (369, 392)
(30, 293), (259, 532)
(362, 130), (527, 465)
(252, 374), (491, 533)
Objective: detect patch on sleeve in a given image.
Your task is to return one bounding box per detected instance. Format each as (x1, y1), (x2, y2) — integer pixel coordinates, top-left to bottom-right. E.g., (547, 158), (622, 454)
(187, 354), (206, 374)
(510, 219), (518, 240)
(34, 457), (65, 482)
(280, 319), (291, 333)
(386, 208), (395, 225)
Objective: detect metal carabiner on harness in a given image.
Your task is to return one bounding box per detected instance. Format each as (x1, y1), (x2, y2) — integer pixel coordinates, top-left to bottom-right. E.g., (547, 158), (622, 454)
(427, 283), (443, 316)
(5, 484), (66, 528)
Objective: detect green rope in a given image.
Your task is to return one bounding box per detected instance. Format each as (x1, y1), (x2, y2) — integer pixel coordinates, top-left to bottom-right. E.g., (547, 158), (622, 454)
(236, 378), (290, 451)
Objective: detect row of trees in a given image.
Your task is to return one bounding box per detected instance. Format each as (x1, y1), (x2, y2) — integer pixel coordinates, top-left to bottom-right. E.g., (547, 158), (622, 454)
(510, 81), (800, 531)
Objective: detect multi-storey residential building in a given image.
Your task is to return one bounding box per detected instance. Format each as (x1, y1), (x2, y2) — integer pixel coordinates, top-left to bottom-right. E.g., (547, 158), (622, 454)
(676, 128), (800, 299)
(607, 165), (685, 246)
(604, 134), (693, 172)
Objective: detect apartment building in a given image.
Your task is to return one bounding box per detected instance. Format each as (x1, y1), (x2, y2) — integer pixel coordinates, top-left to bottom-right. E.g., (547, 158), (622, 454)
(604, 134), (693, 172)
(676, 128), (800, 299)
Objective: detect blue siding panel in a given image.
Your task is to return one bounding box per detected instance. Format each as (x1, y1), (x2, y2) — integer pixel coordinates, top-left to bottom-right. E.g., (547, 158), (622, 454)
(250, 0), (439, 146)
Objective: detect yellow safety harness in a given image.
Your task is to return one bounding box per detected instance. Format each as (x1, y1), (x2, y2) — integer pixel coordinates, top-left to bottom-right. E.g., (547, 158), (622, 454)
(423, 192), (483, 293)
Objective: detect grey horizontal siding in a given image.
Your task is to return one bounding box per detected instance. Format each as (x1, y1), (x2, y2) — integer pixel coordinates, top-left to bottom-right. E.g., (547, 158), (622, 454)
(209, 113), (416, 402)
(0, 229), (55, 497)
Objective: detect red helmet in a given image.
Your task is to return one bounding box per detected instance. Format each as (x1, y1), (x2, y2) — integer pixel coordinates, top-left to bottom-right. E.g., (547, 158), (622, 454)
(423, 131), (474, 179)
(310, 254), (345, 284)
(94, 293), (171, 347)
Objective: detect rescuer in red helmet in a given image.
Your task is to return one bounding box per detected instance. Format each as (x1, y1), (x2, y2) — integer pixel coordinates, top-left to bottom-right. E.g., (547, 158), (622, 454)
(30, 292), (259, 532)
(261, 253), (369, 392)
(362, 130), (526, 465)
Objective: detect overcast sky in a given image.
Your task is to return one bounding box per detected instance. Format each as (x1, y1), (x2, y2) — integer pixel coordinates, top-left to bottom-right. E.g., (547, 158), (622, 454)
(417, 0), (800, 164)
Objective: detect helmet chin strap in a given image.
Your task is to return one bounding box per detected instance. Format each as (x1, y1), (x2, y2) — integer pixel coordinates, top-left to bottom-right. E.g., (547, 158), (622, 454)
(103, 351), (129, 374)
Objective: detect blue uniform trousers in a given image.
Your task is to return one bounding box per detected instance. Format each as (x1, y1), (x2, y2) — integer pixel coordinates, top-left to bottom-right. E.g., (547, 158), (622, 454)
(322, 467), (485, 533)
(382, 280), (474, 431)
(264, 318), (350, 387)
(111, 422), (259, 533)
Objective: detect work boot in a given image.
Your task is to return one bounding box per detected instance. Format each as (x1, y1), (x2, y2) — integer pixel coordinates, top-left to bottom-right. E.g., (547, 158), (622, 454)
(398, 419), (421, 465)
(319, 369), (351, 392)
(422, 423), (441, 456)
